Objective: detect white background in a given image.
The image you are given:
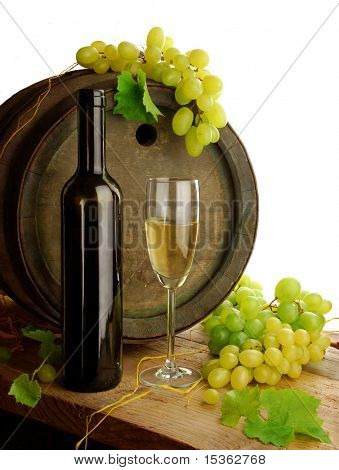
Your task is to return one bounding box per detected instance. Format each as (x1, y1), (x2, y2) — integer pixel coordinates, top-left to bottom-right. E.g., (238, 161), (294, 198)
(0, 0), (338, 327)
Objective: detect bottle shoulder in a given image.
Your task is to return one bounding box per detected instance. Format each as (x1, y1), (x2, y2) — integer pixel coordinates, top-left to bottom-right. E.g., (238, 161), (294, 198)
(62, 172), (122, 203)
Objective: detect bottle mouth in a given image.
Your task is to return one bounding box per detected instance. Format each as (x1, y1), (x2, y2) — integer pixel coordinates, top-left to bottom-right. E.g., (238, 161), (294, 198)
(77, 88), (106, 108)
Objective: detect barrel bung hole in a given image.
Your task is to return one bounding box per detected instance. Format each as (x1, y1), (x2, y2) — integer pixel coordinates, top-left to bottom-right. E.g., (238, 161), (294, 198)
(135, 124), (157, 146)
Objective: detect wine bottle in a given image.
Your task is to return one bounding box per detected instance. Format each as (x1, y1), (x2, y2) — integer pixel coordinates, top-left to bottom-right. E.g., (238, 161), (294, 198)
(61, 88), (123, 392)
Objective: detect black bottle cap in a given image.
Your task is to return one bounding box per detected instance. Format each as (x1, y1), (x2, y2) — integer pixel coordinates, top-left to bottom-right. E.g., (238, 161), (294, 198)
(77, 88), (106, 108)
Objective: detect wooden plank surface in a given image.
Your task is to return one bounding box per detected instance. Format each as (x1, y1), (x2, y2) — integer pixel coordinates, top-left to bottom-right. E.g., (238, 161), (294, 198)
(0, 317), (338, 450)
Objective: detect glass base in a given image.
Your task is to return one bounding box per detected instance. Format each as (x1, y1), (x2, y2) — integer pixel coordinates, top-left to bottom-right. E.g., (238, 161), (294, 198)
(139, 365), (201, 388)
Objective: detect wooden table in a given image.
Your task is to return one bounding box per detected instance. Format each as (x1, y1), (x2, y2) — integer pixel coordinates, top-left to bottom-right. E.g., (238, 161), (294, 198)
(0, 306), (338, 450)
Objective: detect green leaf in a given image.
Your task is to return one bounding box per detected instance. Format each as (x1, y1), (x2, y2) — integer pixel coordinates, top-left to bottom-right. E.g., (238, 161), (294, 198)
(8, 373), (41, 408)
(245, 415), (295, 447)
(22, 325), (54, 343)
(221, 386), (260, 427)
(113, 70), (162, 123)
(260, 388), (331, 444)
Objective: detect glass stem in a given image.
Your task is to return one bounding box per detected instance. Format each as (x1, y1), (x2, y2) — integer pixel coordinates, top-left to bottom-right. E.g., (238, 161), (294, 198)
(165, 288), (177, 371)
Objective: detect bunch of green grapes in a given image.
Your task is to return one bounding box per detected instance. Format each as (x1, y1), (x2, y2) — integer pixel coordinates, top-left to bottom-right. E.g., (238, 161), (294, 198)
(201, 274), (333, 403)
(75, 27), (227, 157)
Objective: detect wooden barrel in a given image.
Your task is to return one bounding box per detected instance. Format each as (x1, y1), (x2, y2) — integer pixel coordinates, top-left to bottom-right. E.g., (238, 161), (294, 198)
(0, 70), (258, 341)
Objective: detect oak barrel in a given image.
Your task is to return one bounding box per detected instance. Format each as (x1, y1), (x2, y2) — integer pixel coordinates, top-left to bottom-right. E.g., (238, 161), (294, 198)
(0, 70), (258, 340)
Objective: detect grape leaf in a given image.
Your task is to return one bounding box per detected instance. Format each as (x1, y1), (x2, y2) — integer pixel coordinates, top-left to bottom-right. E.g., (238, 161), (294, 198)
(221, 387), (331, 447)
(22, 325), (54, 343)
(113, 70), (162, 123)
(244, 415), (295, 447)
(259, 388), (331, 444)
(8, 373), (41, 408)
(221, 386), (260, 427)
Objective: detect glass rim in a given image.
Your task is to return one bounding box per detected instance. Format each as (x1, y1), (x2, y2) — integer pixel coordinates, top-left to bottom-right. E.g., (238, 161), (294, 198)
(146, 177), (199, 183)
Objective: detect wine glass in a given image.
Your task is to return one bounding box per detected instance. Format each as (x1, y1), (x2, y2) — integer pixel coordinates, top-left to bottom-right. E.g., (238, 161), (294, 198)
(139, 178), (200, 388)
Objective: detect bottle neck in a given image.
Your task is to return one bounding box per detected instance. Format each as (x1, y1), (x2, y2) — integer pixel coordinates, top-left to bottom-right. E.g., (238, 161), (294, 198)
(78, 106), (105, 175)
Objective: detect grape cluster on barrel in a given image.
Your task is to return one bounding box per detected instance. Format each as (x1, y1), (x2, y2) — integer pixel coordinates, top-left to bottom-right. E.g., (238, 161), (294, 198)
(75, 27), (227, 156)
(201, 275), (332, 403)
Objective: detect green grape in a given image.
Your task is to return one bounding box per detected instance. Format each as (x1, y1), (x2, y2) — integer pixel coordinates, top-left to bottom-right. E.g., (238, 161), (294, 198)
(189, 49), (209, 69)
(213, 300), (233, 316)
(146, 26), (165, 49)
(151, 62), (167, 82)
(206, 102), (227, 128)
(299, 312), (324, 332)
(266, 367), (281, 385)
(172, 107), (194, 136)
(0, 346), (11, 363)
(185, 126), (204, 157)
(196, 93), (213, 112)
(182, 68), (195, 80)
(225, 312), (245, 332)
(196, 122), (212, 145)
(210, 125), (220, 143)
(164, 47), (180, 63)
(118, 41), (140, 60)
(173, 54), (190, 71)
(76, 46), (100, 67)
(318, 299), (332, 315)
(276, 357), (290, 374)
(196, 69), (210, 80)
(257, 309), (275, 326)
(204, 316), (221, 334)
(208, 339), (222, 355)
(313, 335), (331, 350)
(162, 67), (181, 87)
(298, 300), (307, 311)
(38, 364), (57, 383)
(287, 362), (302, 379)
(266, 317), (282, 333)
(231, 366), (249, 390)
(264, 347), (283, 367)
(239, 350), (264, 368)
(309, 330), (321, 341)
(253, 364), (270, 383)
(227, 291), (237, 305)
(263, 334), (279, 349)
(182, 78), (203, 100)
(145, 45), (162, 64)
(244, 319), (264, 339)
(281, 323), (293, 330)
(162, 36), (174, 52)
(277, 328), (295, 347)
(275, 277), (301, 301)
(93, 58), (110, 74)
(211, 325), (230, 347)
(299, 346), (310, 365)
(229, 331), (249, 348)
(294, 329), (310, 346)
(202, 75), (223, 95)
(219, 352), (238, 369)
(277, 301), (299, 324)
(304, 293), (323, 312)
(104, 44), (118, 60)
(109, 57), (127, 72)
(282, 345), (302, 362)
(240, 296), (261, 320)
(126, 61), (142, 76)
(308, 344), (324, 362)
(252, 288), (263, 298)
(235, 287), (255, 304)
(291, 318), (303, 331)
(241, 339), (262, 351)
(220, 309), (235, 324)
(203, 388), (220, 405)
(247, 367), (254, 383)
(238, 274), (252, 287)
(91, 40), (107, 53)
(208, 367), (231, 388)
(201, 358), (220, 379)
(175, 81), (191, 105)
(251, 280), (263, 290)
(220, 344), (239, 356)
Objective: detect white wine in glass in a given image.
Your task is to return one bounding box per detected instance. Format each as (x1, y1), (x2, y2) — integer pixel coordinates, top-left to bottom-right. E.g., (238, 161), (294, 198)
(140, 178), (200, 388)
